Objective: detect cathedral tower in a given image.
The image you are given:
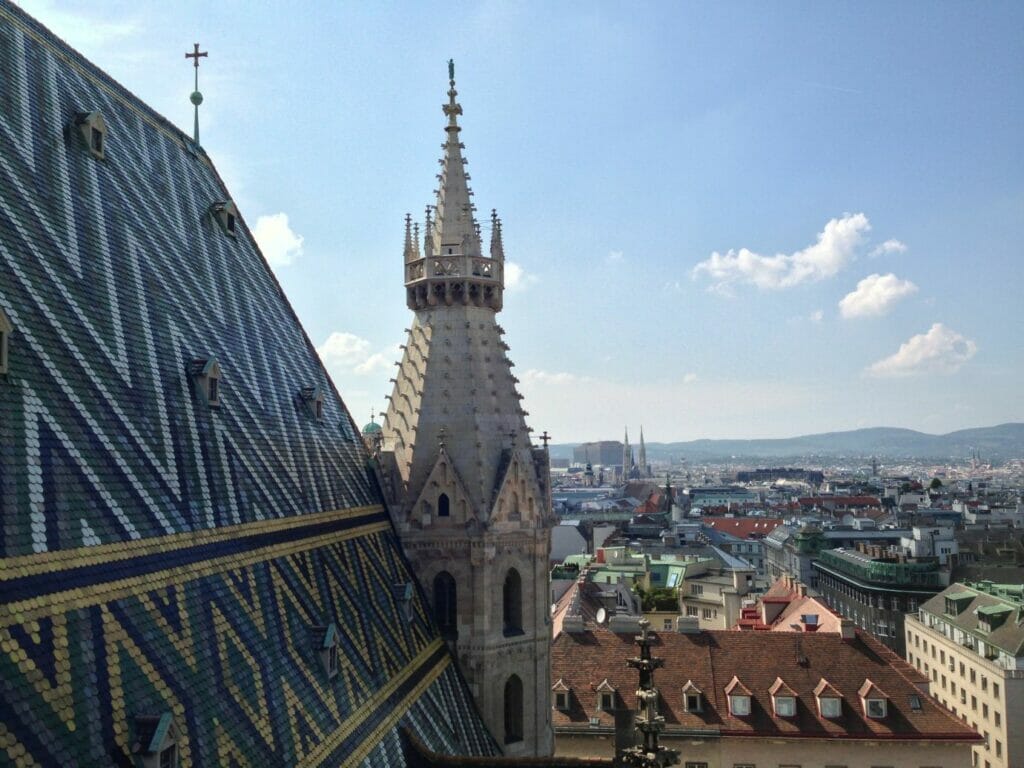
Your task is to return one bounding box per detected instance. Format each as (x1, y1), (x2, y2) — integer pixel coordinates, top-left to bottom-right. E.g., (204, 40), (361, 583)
(377, 63), (555, 756)
(638, 425), (648, 478)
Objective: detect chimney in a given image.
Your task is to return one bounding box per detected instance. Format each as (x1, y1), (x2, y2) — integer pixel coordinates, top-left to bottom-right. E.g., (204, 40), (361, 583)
(797, 584), (808, 597)
(840, 618), (856, 640)
(676, 616), (701, 634)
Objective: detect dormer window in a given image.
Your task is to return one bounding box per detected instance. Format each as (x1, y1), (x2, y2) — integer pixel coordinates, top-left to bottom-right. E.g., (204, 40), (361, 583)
(188, 358), (221, 407)
(769, 677), (797, 717)
(859, 680), (888, 719)
(814, 678), (843, 718)
(682, 680), (703, 713)
(725, 676), (752, 717)
(131, 713), (179, 768)
(73, 111), (107, 160)
(596, 679), (616, 711)
(210, 200), (239, 237)
(299, 386), (325, 421)
(391, 582), (414, 623)
(314, 623), (340, 679)
(0, 308), (11, 376)
(552, 679), (570, 711)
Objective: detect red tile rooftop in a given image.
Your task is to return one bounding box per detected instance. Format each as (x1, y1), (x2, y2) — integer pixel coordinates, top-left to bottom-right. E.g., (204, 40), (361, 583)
(551, 627), (978, 743)
(700, 518), (784, 539)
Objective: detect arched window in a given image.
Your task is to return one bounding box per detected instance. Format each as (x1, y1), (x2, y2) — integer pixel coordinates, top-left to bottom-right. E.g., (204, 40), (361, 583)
(433, 571), (457, 639)
(438, 493), (450, 517)
(503, 568), (523, 636)
(504, 674), (524, 744)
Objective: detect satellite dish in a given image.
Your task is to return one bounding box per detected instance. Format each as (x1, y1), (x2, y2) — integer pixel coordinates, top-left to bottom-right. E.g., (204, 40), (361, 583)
(596, 607), (607, 625)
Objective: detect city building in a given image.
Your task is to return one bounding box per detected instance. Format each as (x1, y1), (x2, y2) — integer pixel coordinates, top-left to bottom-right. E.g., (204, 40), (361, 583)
(814, 543), (948, 655)
(0, 6), (496, 765)
(906, 582), (1024, 768)
(551, 623), (981, 765)
(735, 575), (845, 634)
(700, 517), (783, 576)
(572, 441), (623, 467)
(375, 66), (554, 755)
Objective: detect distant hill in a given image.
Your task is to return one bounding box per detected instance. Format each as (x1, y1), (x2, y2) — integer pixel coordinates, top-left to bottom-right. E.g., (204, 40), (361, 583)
(548, 423), (1024, 462)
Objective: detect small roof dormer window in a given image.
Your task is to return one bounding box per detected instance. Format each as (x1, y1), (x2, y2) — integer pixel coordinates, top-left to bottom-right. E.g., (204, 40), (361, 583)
(73, 111), (107, 160)
(313, 623), (340, 680)
(552, 678), (570, 711)
(769, 677), (797, 717)
(682, 680), (703, 713)
(859, 680), (888, 719)
(210, 200), (238, 238)
(814, 678), (843, 718)
(0, 307), (11, 376)
(595, 679), (616, 712)
(725, 675), (752, 717)
(392, 582), (414, 623)
(131, 713), (179, 768)
(188, 358), (221, 408)
(299, 386), (325, 422)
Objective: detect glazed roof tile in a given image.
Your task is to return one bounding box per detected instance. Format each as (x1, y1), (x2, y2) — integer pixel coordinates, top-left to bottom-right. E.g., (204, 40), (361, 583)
(0, 2), (495, 764)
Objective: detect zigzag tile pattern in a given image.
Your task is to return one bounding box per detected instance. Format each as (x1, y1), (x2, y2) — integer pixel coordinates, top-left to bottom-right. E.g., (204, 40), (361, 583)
(0, 3), (497, 764)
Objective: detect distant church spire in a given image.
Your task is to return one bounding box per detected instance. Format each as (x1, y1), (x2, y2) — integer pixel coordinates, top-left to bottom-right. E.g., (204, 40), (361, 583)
(638, 425), (647, 478)
(622, 427), (631, 482)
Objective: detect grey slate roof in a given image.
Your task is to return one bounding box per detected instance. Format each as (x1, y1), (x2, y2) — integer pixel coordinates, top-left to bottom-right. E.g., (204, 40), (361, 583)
(0, 2), (496, 764)
(919, 583), (1024, 658)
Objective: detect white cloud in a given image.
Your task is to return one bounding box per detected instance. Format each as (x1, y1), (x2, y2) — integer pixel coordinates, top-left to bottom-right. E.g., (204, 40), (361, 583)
(691, 213), (871, 291)
(839, 273), (918, 318)
(869, 239), (908, 258)
(865, 323), (977, 378)
(809, 309), (824, 323)
(14, 0), (140, 49)
(253, 212), (304, 268)
(504, 261), (538, 291)
(317, 332), (398, 377)
(521, 369), (589, 385)
(682, 372), (698, 384)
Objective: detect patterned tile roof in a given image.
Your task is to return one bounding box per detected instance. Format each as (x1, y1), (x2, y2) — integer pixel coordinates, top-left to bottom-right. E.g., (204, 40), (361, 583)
(0, 2), (495, 764)
(551, 627), (979, 742)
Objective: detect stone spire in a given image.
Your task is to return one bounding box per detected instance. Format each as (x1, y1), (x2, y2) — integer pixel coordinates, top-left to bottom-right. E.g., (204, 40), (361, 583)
(403, 61), (502, 312)
(490, 209), (505, 261)
(377, 63), (553, 755)
(638, 426), (647, 478)
(622, 427), (631, 481)
(430, 59), (482, 259)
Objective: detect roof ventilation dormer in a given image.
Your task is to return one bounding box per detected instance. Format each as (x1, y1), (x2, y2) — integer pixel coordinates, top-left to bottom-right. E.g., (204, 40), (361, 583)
(298, 386), (325, 422)
(858, 679), (888, 719)
(391, 582), (414, 623)
(312, 623), (340, 679)
(131, 713), (180, 768)
(210, 200), (238, 237)
(682, 680), (703, 713)
(188, 358), (221, 407)
(72, 111), (107, 160)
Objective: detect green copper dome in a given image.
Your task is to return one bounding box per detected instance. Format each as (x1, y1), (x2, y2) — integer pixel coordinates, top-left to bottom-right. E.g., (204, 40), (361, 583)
(362, 420), (383, 435)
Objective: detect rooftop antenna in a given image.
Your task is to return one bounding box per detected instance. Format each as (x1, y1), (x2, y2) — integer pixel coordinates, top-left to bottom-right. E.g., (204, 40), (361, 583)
(185, 43), (208, 146)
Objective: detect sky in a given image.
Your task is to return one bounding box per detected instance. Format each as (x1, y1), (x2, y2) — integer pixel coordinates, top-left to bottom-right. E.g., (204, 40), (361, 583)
(15, 0), (1024, 442)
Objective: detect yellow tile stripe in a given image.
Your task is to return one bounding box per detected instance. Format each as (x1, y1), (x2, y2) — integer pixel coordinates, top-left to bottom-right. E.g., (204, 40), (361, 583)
(0, 518), (390, 629)
(0, 505), (384, 578)
(346, 650), (452, 767)
(296, 639), (449, 768)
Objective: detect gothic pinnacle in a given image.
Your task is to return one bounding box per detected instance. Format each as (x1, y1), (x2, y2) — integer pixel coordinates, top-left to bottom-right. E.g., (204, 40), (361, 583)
(403, 213), (414, 261)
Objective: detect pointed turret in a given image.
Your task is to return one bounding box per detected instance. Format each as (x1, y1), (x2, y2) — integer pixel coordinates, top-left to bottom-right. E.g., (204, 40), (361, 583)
(404, 61), (503, 311)
(490, 209), (505, 261)
(403, 213), (415, 262)
(431, 60), (481, 257)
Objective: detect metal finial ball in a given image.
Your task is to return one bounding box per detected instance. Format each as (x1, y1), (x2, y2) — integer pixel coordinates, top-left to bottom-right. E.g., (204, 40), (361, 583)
(190, 91), (204, 106)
